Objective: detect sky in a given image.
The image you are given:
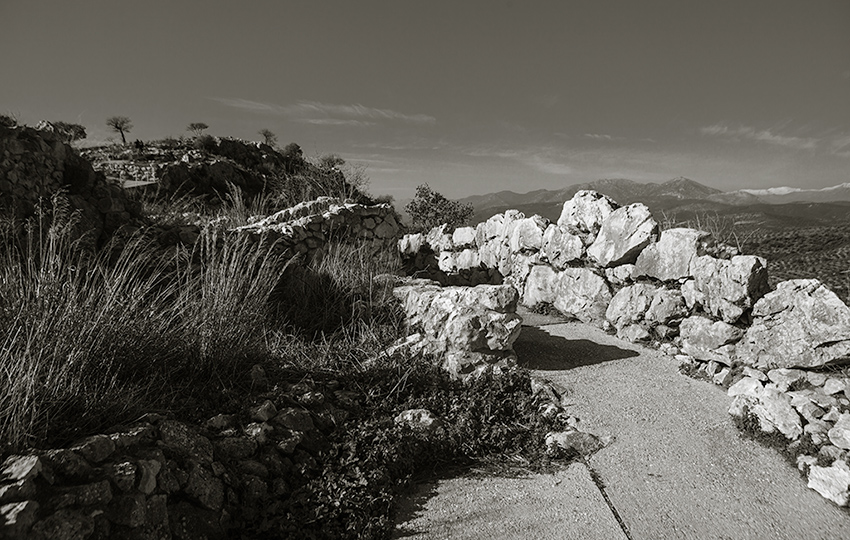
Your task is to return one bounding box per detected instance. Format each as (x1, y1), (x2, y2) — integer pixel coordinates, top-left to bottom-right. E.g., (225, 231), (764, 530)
(1, 0), (848, 200)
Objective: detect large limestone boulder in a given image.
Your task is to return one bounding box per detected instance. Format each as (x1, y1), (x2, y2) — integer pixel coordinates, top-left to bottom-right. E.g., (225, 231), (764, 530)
(807, 460), (850, 507)
(425, 224), (454, 252)
(393, 281), (522, 377)
(606, 283), (659, 330)
(689, 255), (769, 323)
(509, 215), (549, 253)
(522, 265), (561, 306)
(452, 226), (476, 249)
(557, 190), (619, 242)
(475, 213), (506, 247)
(398, 233), (424, 256)
(587, 203), (658, 267)
(737, 279), (850, 370)
(632, 228), (712, 282)
(680, 316), (743, 365)
(541, 225), (583, 269)
(552, 268), (612, 324)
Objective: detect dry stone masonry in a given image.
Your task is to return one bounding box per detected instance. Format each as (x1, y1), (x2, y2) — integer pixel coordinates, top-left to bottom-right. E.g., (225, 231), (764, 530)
(392, 280), (522, 378)
(0, 124), (142, 247)
(234, 196), (400, 260)
(398, 188), (850, 507)
(0, 375), (354, 540)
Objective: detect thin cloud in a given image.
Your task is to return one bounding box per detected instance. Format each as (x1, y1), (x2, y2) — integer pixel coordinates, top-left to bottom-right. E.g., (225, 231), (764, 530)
(299, 118), (375, 127)
(700, 123), (819, 151)
(212, 97), (436, 126)
(584, 133), (613, 141)
(464, 146), (573, 175)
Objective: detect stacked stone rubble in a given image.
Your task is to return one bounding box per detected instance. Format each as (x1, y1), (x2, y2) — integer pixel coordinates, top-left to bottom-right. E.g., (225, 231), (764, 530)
(392, 280), (522, 378)
(0, 376), (354, 539)
(235, 197), (400, 260)
(0, 125), (142, 246)
(398, 189), (850, 506)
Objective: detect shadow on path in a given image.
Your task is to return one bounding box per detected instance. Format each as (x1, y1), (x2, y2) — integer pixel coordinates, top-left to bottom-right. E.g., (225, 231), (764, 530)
(515, 326), (638, 371)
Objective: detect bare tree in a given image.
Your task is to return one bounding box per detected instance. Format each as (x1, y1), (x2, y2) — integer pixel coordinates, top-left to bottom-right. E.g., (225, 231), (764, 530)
(187, 122), (209, 137)
(106, 116), (132, 144)
(258, 128), (277, 147)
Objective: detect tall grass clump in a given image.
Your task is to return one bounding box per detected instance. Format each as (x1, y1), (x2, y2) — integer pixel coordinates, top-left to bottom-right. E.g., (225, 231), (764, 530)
(269, 239), (405, 372)
(0, 196), (291, 452)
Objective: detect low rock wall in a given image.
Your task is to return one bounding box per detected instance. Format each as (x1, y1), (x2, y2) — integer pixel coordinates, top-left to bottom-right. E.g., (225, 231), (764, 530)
(392, 281), (522, 377)
(235, 196), (401, 260)
(0, 374), (352, 539)
(399, 189), (850, 506)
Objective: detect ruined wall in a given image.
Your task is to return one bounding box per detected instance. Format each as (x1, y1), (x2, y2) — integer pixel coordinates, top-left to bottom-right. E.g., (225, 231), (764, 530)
(0, 125), (142, 246)
(0, 375), (353, 539)
(236, 196), (401, 260)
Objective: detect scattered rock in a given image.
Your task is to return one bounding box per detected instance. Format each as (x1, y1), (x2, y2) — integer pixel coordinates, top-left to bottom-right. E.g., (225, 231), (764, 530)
(807, 460), (850, 506)
(545, 431), (604, 456)
(828, 413), (850, 450)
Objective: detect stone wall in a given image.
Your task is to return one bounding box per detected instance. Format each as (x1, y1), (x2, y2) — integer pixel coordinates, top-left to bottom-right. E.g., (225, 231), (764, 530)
(399, 189), (850, 506)
(391, 281), (522, 378)
(0, 125), (142, 247)
(0, 374), (352, 539)
(235, 196), (401, 260)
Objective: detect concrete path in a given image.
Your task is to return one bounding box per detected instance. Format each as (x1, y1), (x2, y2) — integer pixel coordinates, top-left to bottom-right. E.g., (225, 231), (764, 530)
(393, 314), (850, 539)
(392, 462), (628, 540)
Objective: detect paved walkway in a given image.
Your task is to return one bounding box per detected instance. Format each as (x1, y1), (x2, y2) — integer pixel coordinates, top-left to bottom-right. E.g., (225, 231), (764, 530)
(393, 313), (850, 539)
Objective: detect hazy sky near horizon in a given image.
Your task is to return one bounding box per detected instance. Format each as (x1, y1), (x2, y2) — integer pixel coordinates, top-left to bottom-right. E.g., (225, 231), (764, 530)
(2, 0), (848, 199)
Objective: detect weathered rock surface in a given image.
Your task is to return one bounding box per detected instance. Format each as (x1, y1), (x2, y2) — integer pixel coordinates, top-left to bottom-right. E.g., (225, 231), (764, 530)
(632, 227), (712, 282)
(728, 387), (803, 440)
(737, 279), (850, 369)
(522, 265), (561, 307)
(689, 255), (769, 323)
(509, 216), (549, 253)
(393, 280), (522, 377)
(680, 316), (743, 365)
(557, 190), (619, 241)
(828, 413), (850, 450)
(552, 268), (612, 324)
(587, 203), (658, 267)
(807, 460), (850, 506)
(541, 225), (583, 269)
(605, 283), (658, 330)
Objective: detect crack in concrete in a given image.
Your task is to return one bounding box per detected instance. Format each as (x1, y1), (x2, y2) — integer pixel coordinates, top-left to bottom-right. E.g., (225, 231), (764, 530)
(583, 457), (635, 540)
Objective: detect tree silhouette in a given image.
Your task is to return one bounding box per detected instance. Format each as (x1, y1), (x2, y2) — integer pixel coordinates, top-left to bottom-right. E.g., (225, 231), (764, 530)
(106, 116), (132, 144)
(187, 122), (209, 137)
(405, 183), (473, 232)
(258, 128), (277, 147)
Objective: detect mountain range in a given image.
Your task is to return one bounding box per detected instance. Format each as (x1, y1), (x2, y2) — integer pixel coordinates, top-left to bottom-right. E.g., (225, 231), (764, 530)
(457, 178), (850, 230)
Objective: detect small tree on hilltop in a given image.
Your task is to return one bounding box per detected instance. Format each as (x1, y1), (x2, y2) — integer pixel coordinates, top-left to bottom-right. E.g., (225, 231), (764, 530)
(405, 183), (474, 232)
(187, 122), (209, 137)
(106, 116), (132, 144)
(258, 128), (277, 147)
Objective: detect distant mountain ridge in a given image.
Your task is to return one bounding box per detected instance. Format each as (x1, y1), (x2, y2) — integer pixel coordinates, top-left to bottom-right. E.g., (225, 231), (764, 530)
(459, 178), (850, 229)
